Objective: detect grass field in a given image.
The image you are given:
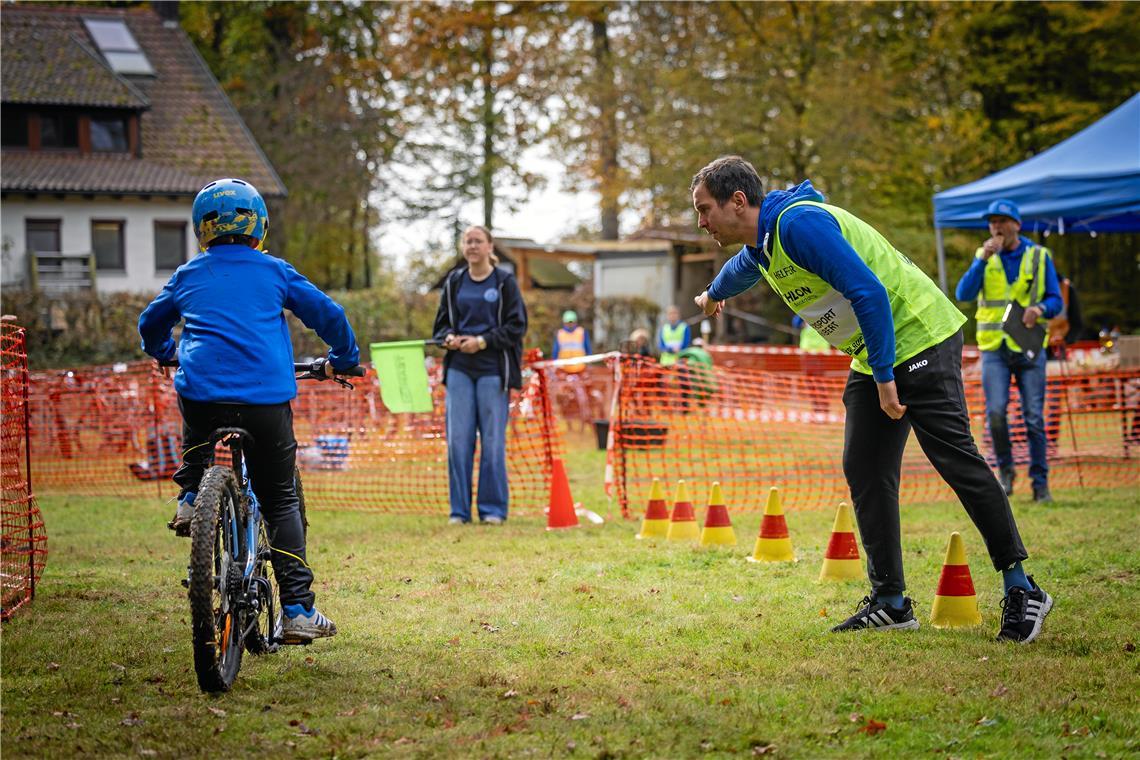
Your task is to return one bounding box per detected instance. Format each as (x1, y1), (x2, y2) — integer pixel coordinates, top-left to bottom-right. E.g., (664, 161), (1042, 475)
(3, 452), (1138, 758)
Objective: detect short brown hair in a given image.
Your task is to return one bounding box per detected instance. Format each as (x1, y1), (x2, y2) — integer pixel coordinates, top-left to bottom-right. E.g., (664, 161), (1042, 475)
(690, 156), (764, 206)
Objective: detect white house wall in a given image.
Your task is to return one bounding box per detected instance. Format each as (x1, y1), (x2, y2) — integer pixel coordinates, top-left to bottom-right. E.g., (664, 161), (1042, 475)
(592, 255), (673, 305)
(1, 196), (195, 294)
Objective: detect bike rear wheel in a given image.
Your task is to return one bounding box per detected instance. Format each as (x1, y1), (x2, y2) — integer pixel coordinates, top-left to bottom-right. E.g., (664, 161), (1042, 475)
(188, 465), (246, 692)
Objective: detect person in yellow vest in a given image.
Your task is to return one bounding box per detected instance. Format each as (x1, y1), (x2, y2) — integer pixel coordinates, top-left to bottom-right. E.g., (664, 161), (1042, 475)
(692, 155), (1051, 643)
(955, 200), (1062, 504)
(657, 305), (692, 365)
(551, 310), (590, 373)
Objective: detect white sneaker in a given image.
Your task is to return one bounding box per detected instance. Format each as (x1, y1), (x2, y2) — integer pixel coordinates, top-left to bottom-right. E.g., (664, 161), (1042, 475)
(482, 516), (505, 525)
(168, 493), (195, 536)
(281, 605), (337, 643)
(448, 517), (467, 525)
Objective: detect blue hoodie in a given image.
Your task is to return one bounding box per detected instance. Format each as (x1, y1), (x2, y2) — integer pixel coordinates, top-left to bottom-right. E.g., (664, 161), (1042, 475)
(138, 244), (359, 404)
(707, 180), (898, 381)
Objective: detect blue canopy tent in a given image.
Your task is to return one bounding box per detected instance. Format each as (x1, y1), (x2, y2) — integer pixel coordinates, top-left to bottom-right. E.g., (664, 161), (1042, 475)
(932, 93), (1140, 291)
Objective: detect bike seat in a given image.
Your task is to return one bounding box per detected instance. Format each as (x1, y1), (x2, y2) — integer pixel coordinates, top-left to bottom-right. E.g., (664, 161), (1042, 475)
(209, 427), (256, 447)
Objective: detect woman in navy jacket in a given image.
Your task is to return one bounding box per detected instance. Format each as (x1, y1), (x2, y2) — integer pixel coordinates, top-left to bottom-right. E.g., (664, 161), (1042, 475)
(432, 225), (528, 524)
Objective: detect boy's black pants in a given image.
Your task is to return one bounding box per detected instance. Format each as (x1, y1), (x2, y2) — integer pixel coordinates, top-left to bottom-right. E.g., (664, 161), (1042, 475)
(174, 396), (314, 609)
(842, 331), (1027, 597)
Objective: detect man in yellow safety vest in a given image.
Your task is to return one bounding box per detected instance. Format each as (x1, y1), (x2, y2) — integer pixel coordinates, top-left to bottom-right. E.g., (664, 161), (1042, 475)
(954, 199), (1062, 503)
(692, 155), (1052, 644)
(658, 305), (692, 366)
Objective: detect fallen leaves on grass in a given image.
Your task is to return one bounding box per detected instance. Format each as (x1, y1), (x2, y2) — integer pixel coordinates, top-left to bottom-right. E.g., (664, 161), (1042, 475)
(570, 712), (590, 721)
(207, 707), (226, 718)
(120, 712), (143, 727)
(47, 662), (60, 671)
(574, 584), (591, 594)
(858, 718), (887, 736)
(502, 689), (518, 699)
(990, 684), (1009, 698)
(480, 622), (500, 633)
(752, 743), (777, 755)
(446, 636), (460, 647)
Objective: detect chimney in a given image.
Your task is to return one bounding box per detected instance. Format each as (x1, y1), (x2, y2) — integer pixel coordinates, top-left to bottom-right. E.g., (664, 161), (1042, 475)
(153, 1), (180, 27)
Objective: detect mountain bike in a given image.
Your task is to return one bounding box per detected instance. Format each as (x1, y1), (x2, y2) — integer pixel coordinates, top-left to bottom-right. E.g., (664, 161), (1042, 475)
(163, 359), (363, 692)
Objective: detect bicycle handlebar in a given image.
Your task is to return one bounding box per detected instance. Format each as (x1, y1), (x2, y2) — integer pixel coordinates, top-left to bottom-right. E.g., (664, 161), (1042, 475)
(154, 358), (364, 386)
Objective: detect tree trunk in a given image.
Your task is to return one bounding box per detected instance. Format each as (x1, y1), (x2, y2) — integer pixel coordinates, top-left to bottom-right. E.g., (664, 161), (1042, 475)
(592, 12), (620, 240)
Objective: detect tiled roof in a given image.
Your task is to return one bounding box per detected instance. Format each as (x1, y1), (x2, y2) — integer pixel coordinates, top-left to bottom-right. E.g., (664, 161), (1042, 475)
(1, 6), (285, 197)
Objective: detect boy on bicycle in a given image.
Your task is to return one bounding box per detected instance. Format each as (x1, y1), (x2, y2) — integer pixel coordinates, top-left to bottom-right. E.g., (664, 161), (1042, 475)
(138, 178), (358, 643)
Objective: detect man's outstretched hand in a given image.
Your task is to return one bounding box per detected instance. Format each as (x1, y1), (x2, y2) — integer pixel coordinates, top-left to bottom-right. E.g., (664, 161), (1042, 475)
(694, 291), (724, 318)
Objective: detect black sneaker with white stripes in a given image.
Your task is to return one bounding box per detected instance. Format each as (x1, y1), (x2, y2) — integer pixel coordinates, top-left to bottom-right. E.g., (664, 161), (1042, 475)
(996, 577), (1053, 643)
(830, 595), (920, 633)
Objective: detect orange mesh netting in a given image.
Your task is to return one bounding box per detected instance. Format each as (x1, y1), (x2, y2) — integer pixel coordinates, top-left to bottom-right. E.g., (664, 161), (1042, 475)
(609, 350), (1140, 518)
(2, 322), (48, 621)
(28, 355), (564, 515)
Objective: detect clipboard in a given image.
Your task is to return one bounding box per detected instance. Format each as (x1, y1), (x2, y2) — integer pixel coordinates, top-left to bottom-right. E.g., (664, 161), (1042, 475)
(1002, 301), (1047, 360)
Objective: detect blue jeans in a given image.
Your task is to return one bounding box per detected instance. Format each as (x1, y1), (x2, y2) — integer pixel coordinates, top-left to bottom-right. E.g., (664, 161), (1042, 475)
(445, 368), (510, 522)
(982, 344), (1049, 491)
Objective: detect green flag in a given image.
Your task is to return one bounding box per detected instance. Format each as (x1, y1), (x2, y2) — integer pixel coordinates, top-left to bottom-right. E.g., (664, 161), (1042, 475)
(370, 340), (433, 413)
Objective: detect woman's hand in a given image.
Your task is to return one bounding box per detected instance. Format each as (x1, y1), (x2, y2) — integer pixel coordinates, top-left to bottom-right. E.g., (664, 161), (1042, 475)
(456, 335), (482, 354)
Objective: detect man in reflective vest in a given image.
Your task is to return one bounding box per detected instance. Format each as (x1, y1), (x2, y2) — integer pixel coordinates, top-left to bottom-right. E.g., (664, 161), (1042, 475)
(658, 305), (692, 366)
(692, 155), (1052, 644)
(955, 200), (1062, 503)
(552, 310), (590, 373)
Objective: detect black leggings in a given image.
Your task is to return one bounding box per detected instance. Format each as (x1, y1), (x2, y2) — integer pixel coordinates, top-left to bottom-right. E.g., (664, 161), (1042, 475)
(842, 332), (1027, 597)
(174, 397), (314, 608)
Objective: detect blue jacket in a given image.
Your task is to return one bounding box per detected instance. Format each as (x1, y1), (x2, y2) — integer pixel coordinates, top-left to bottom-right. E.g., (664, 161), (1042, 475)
(138, 244), (359, 404)
(708, 180), (900, 381)
(954, 235), (1063, 319)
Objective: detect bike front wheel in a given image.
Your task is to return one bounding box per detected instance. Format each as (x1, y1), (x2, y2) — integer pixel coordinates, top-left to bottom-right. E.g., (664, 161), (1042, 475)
(188, 465), (246, 692)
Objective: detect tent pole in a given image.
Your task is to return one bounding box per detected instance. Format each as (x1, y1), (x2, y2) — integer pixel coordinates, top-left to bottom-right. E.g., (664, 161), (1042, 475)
(935, 225), (948, 294)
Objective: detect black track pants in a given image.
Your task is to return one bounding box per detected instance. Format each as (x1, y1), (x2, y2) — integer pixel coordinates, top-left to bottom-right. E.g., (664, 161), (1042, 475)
(841, 332), (1028, 597)
(174, 397), (315, 608)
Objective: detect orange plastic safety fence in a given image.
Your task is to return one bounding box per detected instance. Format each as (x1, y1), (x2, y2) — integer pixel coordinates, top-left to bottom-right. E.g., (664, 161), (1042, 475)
(2, 322), (48, 621)
(610, 352), (1140, 518)
(27, 358), (563, 516)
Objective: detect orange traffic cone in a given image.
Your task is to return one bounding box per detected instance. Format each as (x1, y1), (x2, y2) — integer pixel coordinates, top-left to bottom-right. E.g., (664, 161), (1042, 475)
(930, 532), (983, 628)
(546, 457), (579, 530)
(819, 501), (862, 581)
(747, 487), (795, 562)
(665, 479), (699, 541)
(636, 478), (670, 540)
(699, 482), (736, 546)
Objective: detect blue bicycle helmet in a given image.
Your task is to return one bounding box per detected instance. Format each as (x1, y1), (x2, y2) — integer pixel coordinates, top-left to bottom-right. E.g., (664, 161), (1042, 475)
(191, 178), (269, 250)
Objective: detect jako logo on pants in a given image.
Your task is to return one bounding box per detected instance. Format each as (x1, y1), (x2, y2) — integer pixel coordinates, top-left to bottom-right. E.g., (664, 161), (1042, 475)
(908, 359), (928, 372)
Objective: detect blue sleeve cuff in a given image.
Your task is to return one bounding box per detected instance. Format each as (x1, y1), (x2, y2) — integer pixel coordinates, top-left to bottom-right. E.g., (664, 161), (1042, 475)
(872, 366), (895, 383)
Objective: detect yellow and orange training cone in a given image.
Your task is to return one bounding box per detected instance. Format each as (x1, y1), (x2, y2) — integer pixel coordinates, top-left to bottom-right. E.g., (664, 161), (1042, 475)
(699, 482), (736, 546)
(747, 487), (795, 562)
(636, 478), (670, 540)
(930, 532), (983, 628)
(819, 501), (863, 581)
(546, 457), (579, 530)
(665, 479), (699, 541)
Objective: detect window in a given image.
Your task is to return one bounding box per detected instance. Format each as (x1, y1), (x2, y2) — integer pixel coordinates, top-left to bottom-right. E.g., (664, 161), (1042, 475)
(154, 221), (187, 271)
(26, 219), (61, 253)
(90, 116), (129, 152)
(2, 109), (28, 147)
(92, 220), (125, 271)
(40, 113), (79, 149)
(83, 19), (154, 76)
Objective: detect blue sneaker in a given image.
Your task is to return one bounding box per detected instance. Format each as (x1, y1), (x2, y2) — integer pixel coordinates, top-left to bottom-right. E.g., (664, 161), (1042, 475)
(281, 604), (337, 643)
(168, 491), (196, 536)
